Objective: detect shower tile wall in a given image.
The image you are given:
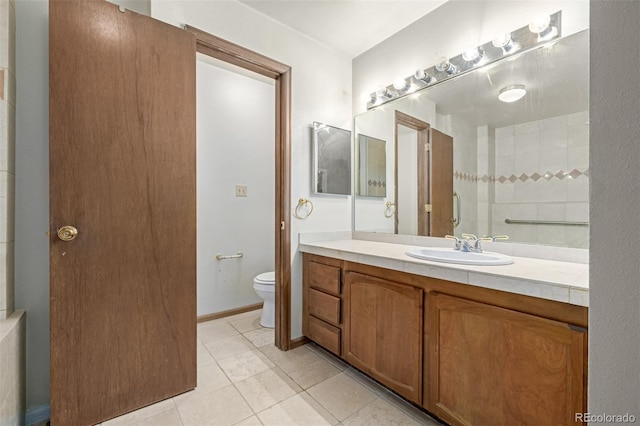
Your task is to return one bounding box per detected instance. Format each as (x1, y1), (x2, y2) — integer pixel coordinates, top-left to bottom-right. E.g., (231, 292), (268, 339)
(491, 111), (589, 248)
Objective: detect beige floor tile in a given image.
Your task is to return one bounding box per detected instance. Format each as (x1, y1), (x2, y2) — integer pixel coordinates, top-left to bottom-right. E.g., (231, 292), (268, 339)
(382, 392), (442, 425)
(197, 320), (240, 344)
(278, 350), (341, 389)
(128, 408), (183, 426)
(307, 344), (349, 371)
(175, 385), (253, 426)
(243, 328), (275, 348)
(173, 362), (231, 404)
(197, 342), (215, 367)
(225, 309), (263, 322)
(218, 349), (275, 383)
(343, 366), (388, 397)
(234, 367), (302, 412)
(257, 393), (337, 426)
(233, 415), (264, 426)
(228, 313), (263, 333)
(342, 398), (421, 426)
(102, 399), (175, 425)
(259, 343), (311, 366)
(307, 372), (377, 421)
(204, 334), (254, 361)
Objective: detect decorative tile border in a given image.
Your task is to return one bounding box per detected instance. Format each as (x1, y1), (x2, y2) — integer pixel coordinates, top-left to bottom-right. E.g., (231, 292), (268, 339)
(455, 168), (590, 183)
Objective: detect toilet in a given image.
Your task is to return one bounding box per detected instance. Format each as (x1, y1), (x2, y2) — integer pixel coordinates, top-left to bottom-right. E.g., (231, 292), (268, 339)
(253, 271), (275, 328)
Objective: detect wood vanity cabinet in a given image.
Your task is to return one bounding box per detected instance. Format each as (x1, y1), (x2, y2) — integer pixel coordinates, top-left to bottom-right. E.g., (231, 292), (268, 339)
(343, 272), (423, 403)
(302, 253), (588, 426)
(302, 254), (343, 356)
(428, 292), (587, 426)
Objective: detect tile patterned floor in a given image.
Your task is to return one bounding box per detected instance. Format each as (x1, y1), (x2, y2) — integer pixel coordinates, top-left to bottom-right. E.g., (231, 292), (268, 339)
(99, 310), (443, 426)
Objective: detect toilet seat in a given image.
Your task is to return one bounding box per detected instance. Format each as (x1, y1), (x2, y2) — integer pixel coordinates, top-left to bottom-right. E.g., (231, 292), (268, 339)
(254, 271), (275, 285)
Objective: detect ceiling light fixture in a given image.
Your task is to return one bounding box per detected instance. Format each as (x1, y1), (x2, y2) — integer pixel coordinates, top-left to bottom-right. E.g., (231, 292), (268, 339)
(498, 84), (526, 103)
(528, 14), (558, 41)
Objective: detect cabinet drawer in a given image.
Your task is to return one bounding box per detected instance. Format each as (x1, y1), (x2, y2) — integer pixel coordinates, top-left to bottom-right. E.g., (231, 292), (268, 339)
(308, 261), (341, 295)
(307, 315), (341, 356)
(308, 288), (341, 325)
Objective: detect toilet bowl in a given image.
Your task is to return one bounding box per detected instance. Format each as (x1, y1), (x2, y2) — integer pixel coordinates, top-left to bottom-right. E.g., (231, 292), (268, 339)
(253, 271), (275, 328)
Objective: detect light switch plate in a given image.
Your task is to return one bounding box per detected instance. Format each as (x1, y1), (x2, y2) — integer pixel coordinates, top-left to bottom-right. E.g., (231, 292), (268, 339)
(235, 184), (248, 197)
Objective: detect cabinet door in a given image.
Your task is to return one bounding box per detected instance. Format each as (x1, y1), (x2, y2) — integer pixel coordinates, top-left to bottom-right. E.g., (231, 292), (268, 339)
(344, 272), (423, 403)
(427, 293), (587, 426)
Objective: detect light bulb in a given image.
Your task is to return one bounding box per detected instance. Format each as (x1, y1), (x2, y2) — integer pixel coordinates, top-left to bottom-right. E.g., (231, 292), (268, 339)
(528, 14), (557, 40)
(492, 33), (516, 52)
(414, 69), (435, 84)
(393, 78), (408, 91)
(375, 86), (392, 100)
(435, 57), (458, 75)
(528, 14), (551, 33)
(462, 46), (482, 63)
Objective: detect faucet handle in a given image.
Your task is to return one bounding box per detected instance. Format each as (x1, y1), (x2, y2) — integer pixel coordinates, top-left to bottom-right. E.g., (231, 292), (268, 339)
(479, 235), (509, 242)
(445, 235), (462, 250)
(461, 233), (478, 241)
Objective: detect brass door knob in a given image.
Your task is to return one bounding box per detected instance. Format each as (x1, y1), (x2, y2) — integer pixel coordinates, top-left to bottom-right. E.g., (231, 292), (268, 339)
(57, 226), (78, 242)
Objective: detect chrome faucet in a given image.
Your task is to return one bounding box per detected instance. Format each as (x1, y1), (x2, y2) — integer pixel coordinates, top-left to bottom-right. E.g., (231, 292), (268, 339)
(445, 234), (509, 253)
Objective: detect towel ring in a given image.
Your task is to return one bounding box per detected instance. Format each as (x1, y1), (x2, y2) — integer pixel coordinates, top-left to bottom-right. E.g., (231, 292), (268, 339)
(294, 198), (314, 219)
(385, 201), (395, 218)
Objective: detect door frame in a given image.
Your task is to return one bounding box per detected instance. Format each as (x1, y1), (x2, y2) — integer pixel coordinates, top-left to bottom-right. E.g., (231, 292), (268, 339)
(184, 26), (292, 350)
(394, 111), (430, 236)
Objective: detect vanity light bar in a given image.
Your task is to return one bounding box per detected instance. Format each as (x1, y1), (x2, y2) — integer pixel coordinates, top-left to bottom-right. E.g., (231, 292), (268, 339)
(366, 11), (562, 110)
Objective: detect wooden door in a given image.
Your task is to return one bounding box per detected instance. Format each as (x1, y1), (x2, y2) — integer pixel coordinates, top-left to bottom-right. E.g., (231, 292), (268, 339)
(344, 272), (423, 403)
(427, 293), (587, 425)
(50, 1), (196, 424)
(429, 129), (453, 237)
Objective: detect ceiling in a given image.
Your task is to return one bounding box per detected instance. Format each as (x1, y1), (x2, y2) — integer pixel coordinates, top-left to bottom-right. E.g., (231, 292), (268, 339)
(237, 0), (449, 57)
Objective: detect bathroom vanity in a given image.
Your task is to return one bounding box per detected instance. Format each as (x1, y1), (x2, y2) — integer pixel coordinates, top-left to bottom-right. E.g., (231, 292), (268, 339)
(300, 238), (588, 426)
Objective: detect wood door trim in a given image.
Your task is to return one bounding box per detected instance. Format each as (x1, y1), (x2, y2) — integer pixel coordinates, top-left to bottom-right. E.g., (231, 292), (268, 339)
(187, 27), (292, 350)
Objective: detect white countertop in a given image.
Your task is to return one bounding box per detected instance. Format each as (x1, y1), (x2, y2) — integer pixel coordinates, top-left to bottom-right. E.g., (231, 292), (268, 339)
(299, 239), (589, 307)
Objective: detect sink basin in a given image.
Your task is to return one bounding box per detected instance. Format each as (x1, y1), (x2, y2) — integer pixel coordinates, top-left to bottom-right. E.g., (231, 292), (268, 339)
(406, 247), (514, 266)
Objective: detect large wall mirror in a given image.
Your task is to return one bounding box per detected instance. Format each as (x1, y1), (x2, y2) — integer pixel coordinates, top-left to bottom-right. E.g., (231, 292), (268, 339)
(354, 29), (589, 248)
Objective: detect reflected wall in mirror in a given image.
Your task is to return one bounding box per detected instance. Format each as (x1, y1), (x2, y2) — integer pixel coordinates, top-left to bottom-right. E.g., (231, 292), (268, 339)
(312, 122), (351, 195)
(354, 30), (589, 248)
(357, 134), (386, 197)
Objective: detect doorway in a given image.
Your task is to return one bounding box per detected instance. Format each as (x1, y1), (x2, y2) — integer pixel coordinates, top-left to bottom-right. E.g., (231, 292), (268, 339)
(185, 26), (292, 351)
(394, 111), (453, 237)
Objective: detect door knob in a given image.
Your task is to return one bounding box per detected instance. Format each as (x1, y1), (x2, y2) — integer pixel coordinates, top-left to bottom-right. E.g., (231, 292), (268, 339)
(57, 226), (78, 242)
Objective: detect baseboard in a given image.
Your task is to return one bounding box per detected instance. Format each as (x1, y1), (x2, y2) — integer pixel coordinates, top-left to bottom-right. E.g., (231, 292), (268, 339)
(289, 336), (309, 349)
(25, 404), (50, 426)
(197, 303), (263, 323)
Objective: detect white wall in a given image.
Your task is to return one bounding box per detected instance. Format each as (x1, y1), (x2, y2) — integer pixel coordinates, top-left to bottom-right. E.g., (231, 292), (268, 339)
(14, 0), (49, 414)
(13, 0), (352, 412)
(397, 129), (417, 235)
(196, 57), (274, 316)
(353, 0), (589, 114)
(589, 0), (640, 418)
